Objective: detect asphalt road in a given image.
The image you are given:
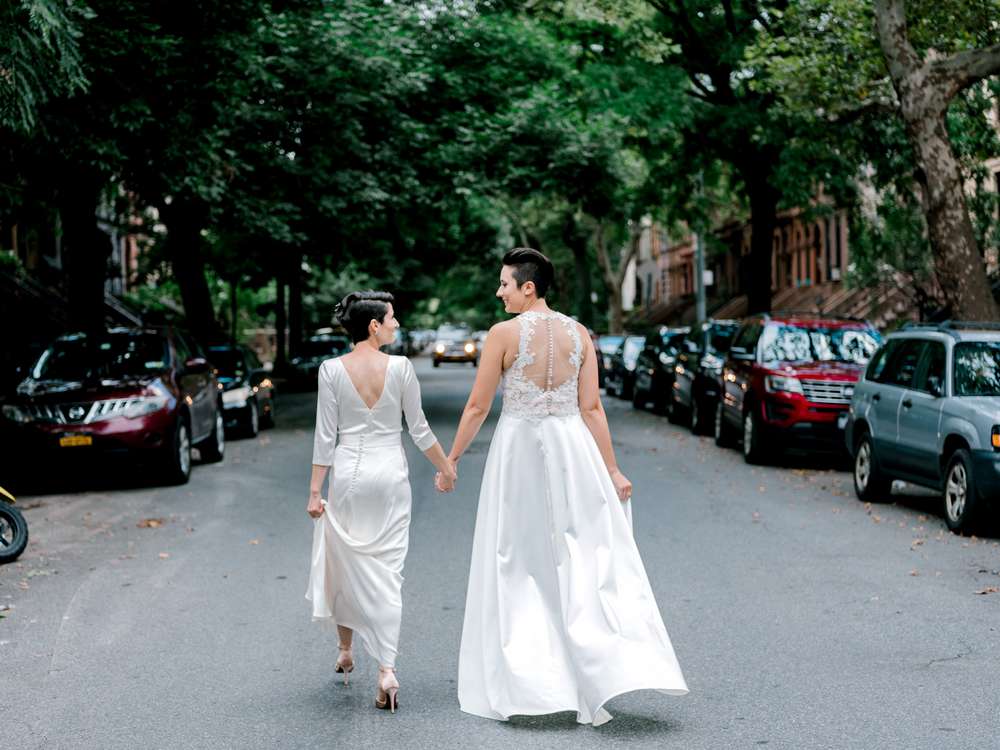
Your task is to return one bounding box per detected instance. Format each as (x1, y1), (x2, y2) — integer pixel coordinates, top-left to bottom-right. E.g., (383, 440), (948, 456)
(3, 357), (999, 749)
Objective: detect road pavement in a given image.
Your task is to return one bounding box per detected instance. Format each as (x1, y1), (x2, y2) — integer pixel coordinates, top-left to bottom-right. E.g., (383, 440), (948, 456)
(3, 357), (999, 749)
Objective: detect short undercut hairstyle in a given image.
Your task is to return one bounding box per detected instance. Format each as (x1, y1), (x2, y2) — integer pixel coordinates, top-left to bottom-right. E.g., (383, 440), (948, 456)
(334, 290), (394, 343)
(502, 247), (554, 298)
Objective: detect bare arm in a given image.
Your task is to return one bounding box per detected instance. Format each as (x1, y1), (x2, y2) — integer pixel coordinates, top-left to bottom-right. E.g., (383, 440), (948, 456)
(577, 326), (632, 502)
(400, 358), (457, 483)
(308, 362), (338, 518)
(447, 323), (508, 465)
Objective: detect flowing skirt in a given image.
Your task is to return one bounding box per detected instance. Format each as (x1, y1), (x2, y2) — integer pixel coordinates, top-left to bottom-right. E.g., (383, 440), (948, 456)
(306, 433), (411, 667)
(458, 413), (688, 726)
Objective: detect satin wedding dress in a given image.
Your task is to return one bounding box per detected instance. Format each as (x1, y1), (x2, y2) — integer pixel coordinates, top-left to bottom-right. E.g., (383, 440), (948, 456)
(458, 311), (688, 726)
(306, 355), (437, 668)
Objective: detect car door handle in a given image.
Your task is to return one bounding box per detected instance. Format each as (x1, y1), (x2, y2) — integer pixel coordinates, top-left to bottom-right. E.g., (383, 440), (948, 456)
(902, 398), (913, 408)
(872, 393), (881, 402)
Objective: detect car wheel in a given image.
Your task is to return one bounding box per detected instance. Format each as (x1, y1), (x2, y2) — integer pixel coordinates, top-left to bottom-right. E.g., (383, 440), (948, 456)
(260, 398), (275, 429)
(245, 399), (260, 438)
(199, 410), (226, 463)
(742, 408), (769, 465)
(433, 360), (440, 368)
(164, 418), (192, 485)
(667, 390), (685, 424)
(943, 449), (983, 535)
(715, 401), (737, 448)
(0, 502), (29, 563)
(852, 432), (892, 503)
(690, 396), (710, 436)
(632, 385), (647, 410)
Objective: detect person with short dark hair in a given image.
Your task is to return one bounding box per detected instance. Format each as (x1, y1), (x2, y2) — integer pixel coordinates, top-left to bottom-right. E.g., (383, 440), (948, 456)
(439, 249), (689, 725)
(306, 291), (456, 714)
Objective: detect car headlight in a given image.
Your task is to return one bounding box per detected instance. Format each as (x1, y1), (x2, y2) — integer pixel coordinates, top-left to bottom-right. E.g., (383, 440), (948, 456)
(1, 404), (33, 424)
(435, 343), (445, 354)
(120, 396), (169, 419)
(658, 352), (676, 367)
(222, 385), (252, 405)
(765, 375), (804, 395)
(700, 354), (723, 376)
(464, 342), (475, 354)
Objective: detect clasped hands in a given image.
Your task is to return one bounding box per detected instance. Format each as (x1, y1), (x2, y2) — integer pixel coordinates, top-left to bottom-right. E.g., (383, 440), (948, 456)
(435, 457), (458, 493)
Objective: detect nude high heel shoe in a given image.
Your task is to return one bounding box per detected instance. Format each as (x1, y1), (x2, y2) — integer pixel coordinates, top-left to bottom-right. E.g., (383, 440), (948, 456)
(334, 643), (354, 686)
(374, 666), (399, 713)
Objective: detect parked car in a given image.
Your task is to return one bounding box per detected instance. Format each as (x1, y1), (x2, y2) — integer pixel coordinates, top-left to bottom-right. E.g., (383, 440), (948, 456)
(845, 322), (1000, 534)
(633, 326), (690, 412)
(290, 334), (351, 385)
(432, 325), (478, 367)
(716, 313), (880, 463)
(669, 319), (739, 433)
(0, 326), (225, 486)
(207, 344), (275, 437)
(587, 328), (606, 388)
(597, 335), (626, 375)
(604, 335), (645, 399)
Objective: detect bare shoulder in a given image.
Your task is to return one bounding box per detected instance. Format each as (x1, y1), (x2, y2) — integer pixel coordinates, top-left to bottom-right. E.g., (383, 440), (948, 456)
(487, 320), (519, 341)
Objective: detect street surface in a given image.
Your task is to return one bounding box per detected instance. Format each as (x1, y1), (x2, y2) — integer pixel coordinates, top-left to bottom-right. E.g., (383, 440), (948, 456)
(3, 357), (1000, 749)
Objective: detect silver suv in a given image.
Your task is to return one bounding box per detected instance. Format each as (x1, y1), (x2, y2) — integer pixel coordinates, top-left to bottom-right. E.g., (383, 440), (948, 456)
(845, 322), (1000, 534)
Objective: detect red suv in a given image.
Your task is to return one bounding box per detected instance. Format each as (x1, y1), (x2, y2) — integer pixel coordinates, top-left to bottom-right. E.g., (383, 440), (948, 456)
(714, 313), (881, 463)
(1, 326), (225, 487)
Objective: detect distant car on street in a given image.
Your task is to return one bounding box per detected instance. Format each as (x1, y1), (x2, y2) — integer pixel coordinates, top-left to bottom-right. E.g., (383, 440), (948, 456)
(432, 325), (478, 367)
(597, 335), (626, 375)
(632, 326), (690, 412)
(604, 335), (645, 399)
(669, 319), (739, 433)
(845, 322), (1000, 534)
(1, 327), (225, 486)
(717, 313), (880, 463)
(207, 344), (275, 437)
(290, 334), (351, 385)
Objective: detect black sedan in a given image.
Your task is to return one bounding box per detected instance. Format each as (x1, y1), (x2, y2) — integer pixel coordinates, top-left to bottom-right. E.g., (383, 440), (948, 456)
(208, 344), (276, 437)
(604, 335), (645, 399)
(669, 319), (739, 434)
(632, 326), (690, 412)
(290, 335), (351, 387)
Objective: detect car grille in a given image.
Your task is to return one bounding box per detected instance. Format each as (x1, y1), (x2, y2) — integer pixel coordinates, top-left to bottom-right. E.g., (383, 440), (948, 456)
(26, 399), (140, 424)
(801, 380), (851, 405)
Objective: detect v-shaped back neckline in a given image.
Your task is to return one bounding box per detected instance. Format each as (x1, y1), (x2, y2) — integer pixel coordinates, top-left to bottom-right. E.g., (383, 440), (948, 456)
(338, 355), (392, 411)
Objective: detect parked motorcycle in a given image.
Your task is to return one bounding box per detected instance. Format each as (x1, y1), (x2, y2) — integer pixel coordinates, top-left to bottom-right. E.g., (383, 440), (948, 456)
(0, 485), (28, 563)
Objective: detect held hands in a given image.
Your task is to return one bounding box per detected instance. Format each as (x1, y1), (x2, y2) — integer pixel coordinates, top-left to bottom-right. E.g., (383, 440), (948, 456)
(610, 468), (632, 503)
(434, 458), (458, 493)
(306, 490), (324, 519)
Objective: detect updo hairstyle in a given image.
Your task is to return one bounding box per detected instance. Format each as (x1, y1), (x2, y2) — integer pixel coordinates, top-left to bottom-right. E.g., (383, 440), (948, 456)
(334, 290), (395, 343)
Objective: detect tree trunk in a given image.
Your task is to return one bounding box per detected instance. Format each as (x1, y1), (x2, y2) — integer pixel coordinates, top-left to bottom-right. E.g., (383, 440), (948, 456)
(162, 200), (219, 342)
(59, 174), (108, 332)
(874, 0), (1000, 320)
(288, 250), (303, 358)
(738, 164), (779, 315)
(606, 286), (624, 335)
(563, 212), (594, 330)
(594, 220), (639, 335)
(275, 274), (287, 369)
(229, 276), (238, 345)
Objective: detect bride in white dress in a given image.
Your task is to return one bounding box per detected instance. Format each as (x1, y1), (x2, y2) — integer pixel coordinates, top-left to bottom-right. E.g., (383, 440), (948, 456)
(441, 248), (688, 726)
(306, 291), (456, 713)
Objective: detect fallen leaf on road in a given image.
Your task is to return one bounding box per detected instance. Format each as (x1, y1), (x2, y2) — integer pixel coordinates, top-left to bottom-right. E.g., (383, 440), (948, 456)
(25, 569), (52, 578)
(917, 515), (927, 522)
(758, 485), (766, 493)
(158, 552), (170, 559)
(909, 569), (919, 576)
(137, 518), (166, 528)
(975, 587), (999, 595)
(871, 515), (882, 523)
(17, 581), (29, 590)
(752, 512), (761, 523)
(249, 539), (260, 545)
(911, 539), (925, 548)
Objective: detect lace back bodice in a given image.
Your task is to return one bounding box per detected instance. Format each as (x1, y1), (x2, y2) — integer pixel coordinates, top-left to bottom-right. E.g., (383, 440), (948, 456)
(501, 311), (583, 419)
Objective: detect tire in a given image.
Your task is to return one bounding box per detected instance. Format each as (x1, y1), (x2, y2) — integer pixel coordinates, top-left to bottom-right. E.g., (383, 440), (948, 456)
(198, 409), (226, 463)
(0, 502), (29, 563)
(742, 408), (770, 465)
(260, 398), (275, 429)
(632, 384), (648, 410)
(163, 418), (192, 485)
(943, 449), (984, 535)
(620, 378), (634, 400)
(433, 360), (440, 368)
(690, 396), (710, 435)
(714, 400), (737, 448)
(243, 399), (260, 438)
(667, 390), (686, 425)
(852, 432), (892, 503)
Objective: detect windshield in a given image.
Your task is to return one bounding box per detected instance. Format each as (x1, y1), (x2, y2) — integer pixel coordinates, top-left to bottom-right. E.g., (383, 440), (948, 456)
(623, 336), (644, 366)
(707, 324), (738, 354)
(599, 335), (625, 355)
(760, 324), (880, 365)
(300, 338), (350, 358)
(208, 348), (246, 377)
(954, 342), (1000, 396)
(437, 327), (471, 342)
(662, 331), (687, 349)
(32, 333), (168, 380)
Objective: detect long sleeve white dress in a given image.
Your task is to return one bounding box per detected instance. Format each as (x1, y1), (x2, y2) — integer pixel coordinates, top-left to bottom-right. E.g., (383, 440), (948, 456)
(306, 355), (436, 668)
(458, 311), (688, 726)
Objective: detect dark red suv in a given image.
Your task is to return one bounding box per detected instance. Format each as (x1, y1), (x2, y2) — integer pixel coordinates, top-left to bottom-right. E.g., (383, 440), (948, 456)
(1, 326), (225, 486)
(714, 313), (881, 463)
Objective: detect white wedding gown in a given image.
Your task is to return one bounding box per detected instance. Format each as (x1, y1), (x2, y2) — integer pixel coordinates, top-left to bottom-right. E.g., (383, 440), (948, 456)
(306, 355), (437, 668)
(458, 311), (688, 726)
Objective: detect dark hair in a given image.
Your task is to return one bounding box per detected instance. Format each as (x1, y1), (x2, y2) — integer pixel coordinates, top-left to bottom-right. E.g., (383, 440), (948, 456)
(502, 247), (554, 298)
(334, 290), (394, 343)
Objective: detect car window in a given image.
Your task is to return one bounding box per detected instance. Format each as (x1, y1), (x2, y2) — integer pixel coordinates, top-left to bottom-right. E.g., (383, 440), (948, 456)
(865, 341), (897, 382)
(708, 324), (738, 354)
(882, 339), (926, 388)
(31, 332), (169, 380)
(912, 341), (946, 394)
(953, 341), (1000, 396)
(173, 332), (193, 364)
(733, 322), (761, 352)
(760, 324), (880, 365)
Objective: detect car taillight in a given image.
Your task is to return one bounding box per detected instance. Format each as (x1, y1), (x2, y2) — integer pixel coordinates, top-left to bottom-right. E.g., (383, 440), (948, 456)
(992, 426), (1000, 451)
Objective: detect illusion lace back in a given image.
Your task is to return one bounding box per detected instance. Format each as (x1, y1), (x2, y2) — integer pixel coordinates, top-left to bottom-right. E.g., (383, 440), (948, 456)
(501, 311), (583, 419)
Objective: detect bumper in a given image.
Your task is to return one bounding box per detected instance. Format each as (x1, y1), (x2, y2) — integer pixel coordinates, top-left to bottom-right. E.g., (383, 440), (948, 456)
(434, 352), (477, 363)
(2, 411), (174, 460)
(971, 450), (1000, 500)
(759, 394), (849, 449)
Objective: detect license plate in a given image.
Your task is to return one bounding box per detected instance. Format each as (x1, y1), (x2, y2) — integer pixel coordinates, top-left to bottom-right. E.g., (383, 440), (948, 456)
(59, 435), (93, 447)
(836, 412), (848, 430)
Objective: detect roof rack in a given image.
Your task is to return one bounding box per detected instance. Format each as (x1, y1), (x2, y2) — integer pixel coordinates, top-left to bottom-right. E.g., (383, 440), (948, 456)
(900, 320), (1000, 337)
